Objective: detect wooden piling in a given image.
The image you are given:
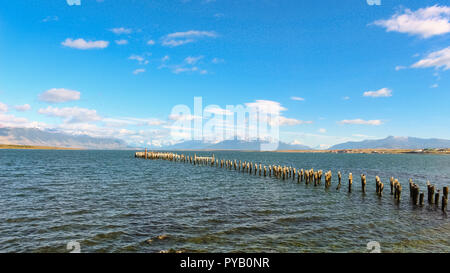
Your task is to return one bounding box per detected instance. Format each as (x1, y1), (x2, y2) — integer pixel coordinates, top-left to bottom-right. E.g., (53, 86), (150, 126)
(325, 171), (332, 189)
(336, 171), (341, 190)
(435, 190), (440, 207)
(361, 174), (366, 193)
(427, 182), (435, 204)
(419, 192), (424, 206)
(394, 179), (402, 201)
(348, 173), (352, 193)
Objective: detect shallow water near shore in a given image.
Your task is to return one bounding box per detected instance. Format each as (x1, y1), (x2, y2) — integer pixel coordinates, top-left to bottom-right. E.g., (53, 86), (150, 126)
(0, 149), (449, 253)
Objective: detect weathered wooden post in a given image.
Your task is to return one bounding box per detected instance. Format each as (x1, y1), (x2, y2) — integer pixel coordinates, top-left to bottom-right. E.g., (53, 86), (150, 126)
(145, 148), (148, 159)
(435, 190), (440, 207)
(394, 180), (402, 201)
(413, 184), (420, 205)
(348, 173), (353, 193)
(361, 174), (366, 193)
(378, 181), (384, 197)
(325, 171), (331, 189)
(336, 171), (342, 190)
(419, 192), (424, 206)
(427, 182), (435, 204)
(264, 166), (267, 176)
(443, 186), (449, 200)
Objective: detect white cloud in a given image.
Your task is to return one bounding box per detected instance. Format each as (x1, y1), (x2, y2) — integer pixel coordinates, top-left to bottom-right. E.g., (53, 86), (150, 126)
(291, 140), (303, 145)
(395, 65), (406, 71)
(115, 39), (128, 45)
(166, 30), (217, 39)
(147, 40), (155, 45)
(0, 102), (8, 112)
(14, 104), (31, 112)
(185, 56), (203, 64)
(373, 5), (450, 38)
(411, 46), (450, 70)
(290, 96), (305, 101)
(277, 116), (311, 126)
(338, 119), (383, 126)
(430, 83), (439, 88)
(38, 106), (101, 123)
(318, 128), (327, 133)
(172, 66), (199, 74)
(61, 38), (109, 50)
(363, 87), (392, 98)
(39, 88), (81, 103)
(245, 100), (287, 115)
(66, 0), (80, 6)
(42, 16), (58, 22)
(129, 54), (149, 65)
(0, 113), (47, 129)
(162, 30), (217, 47)
(162, 55), (170, 62)
(162, 39), (195, 47)
(133, 69), (145, 75)
(110, 27), (132, 34)
(243, 100), (311, 127)
(342, 96), (350, 100)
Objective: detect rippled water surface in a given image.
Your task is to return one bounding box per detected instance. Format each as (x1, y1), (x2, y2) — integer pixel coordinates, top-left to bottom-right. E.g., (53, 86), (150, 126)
(0, 150), (449, 253)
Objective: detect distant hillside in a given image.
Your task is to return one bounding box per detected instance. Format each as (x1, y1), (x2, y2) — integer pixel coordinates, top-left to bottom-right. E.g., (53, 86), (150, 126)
(160, 139), (311, 151)
(329, 136), (450, 150)
(0, 127), (128, 149)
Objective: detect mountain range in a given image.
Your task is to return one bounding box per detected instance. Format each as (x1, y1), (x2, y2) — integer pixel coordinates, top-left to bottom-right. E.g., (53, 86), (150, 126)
(159, 139), (312, 151)
(0, 127), (128, 149)
(329, 136), (450, 150)
(1, 127), (450, 150)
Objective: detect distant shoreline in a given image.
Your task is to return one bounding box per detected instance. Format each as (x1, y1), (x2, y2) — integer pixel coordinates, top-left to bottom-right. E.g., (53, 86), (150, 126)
(275, 148), (450, 154)
(151, 148), (450, 154)
(0, 144), (80, 150)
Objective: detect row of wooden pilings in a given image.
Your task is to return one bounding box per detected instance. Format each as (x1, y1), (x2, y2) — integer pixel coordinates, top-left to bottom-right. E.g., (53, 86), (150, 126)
(135, 150), (449, 213)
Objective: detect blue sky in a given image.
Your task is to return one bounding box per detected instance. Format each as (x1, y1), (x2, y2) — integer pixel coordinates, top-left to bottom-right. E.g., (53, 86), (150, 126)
(0, 0), (449, 148)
